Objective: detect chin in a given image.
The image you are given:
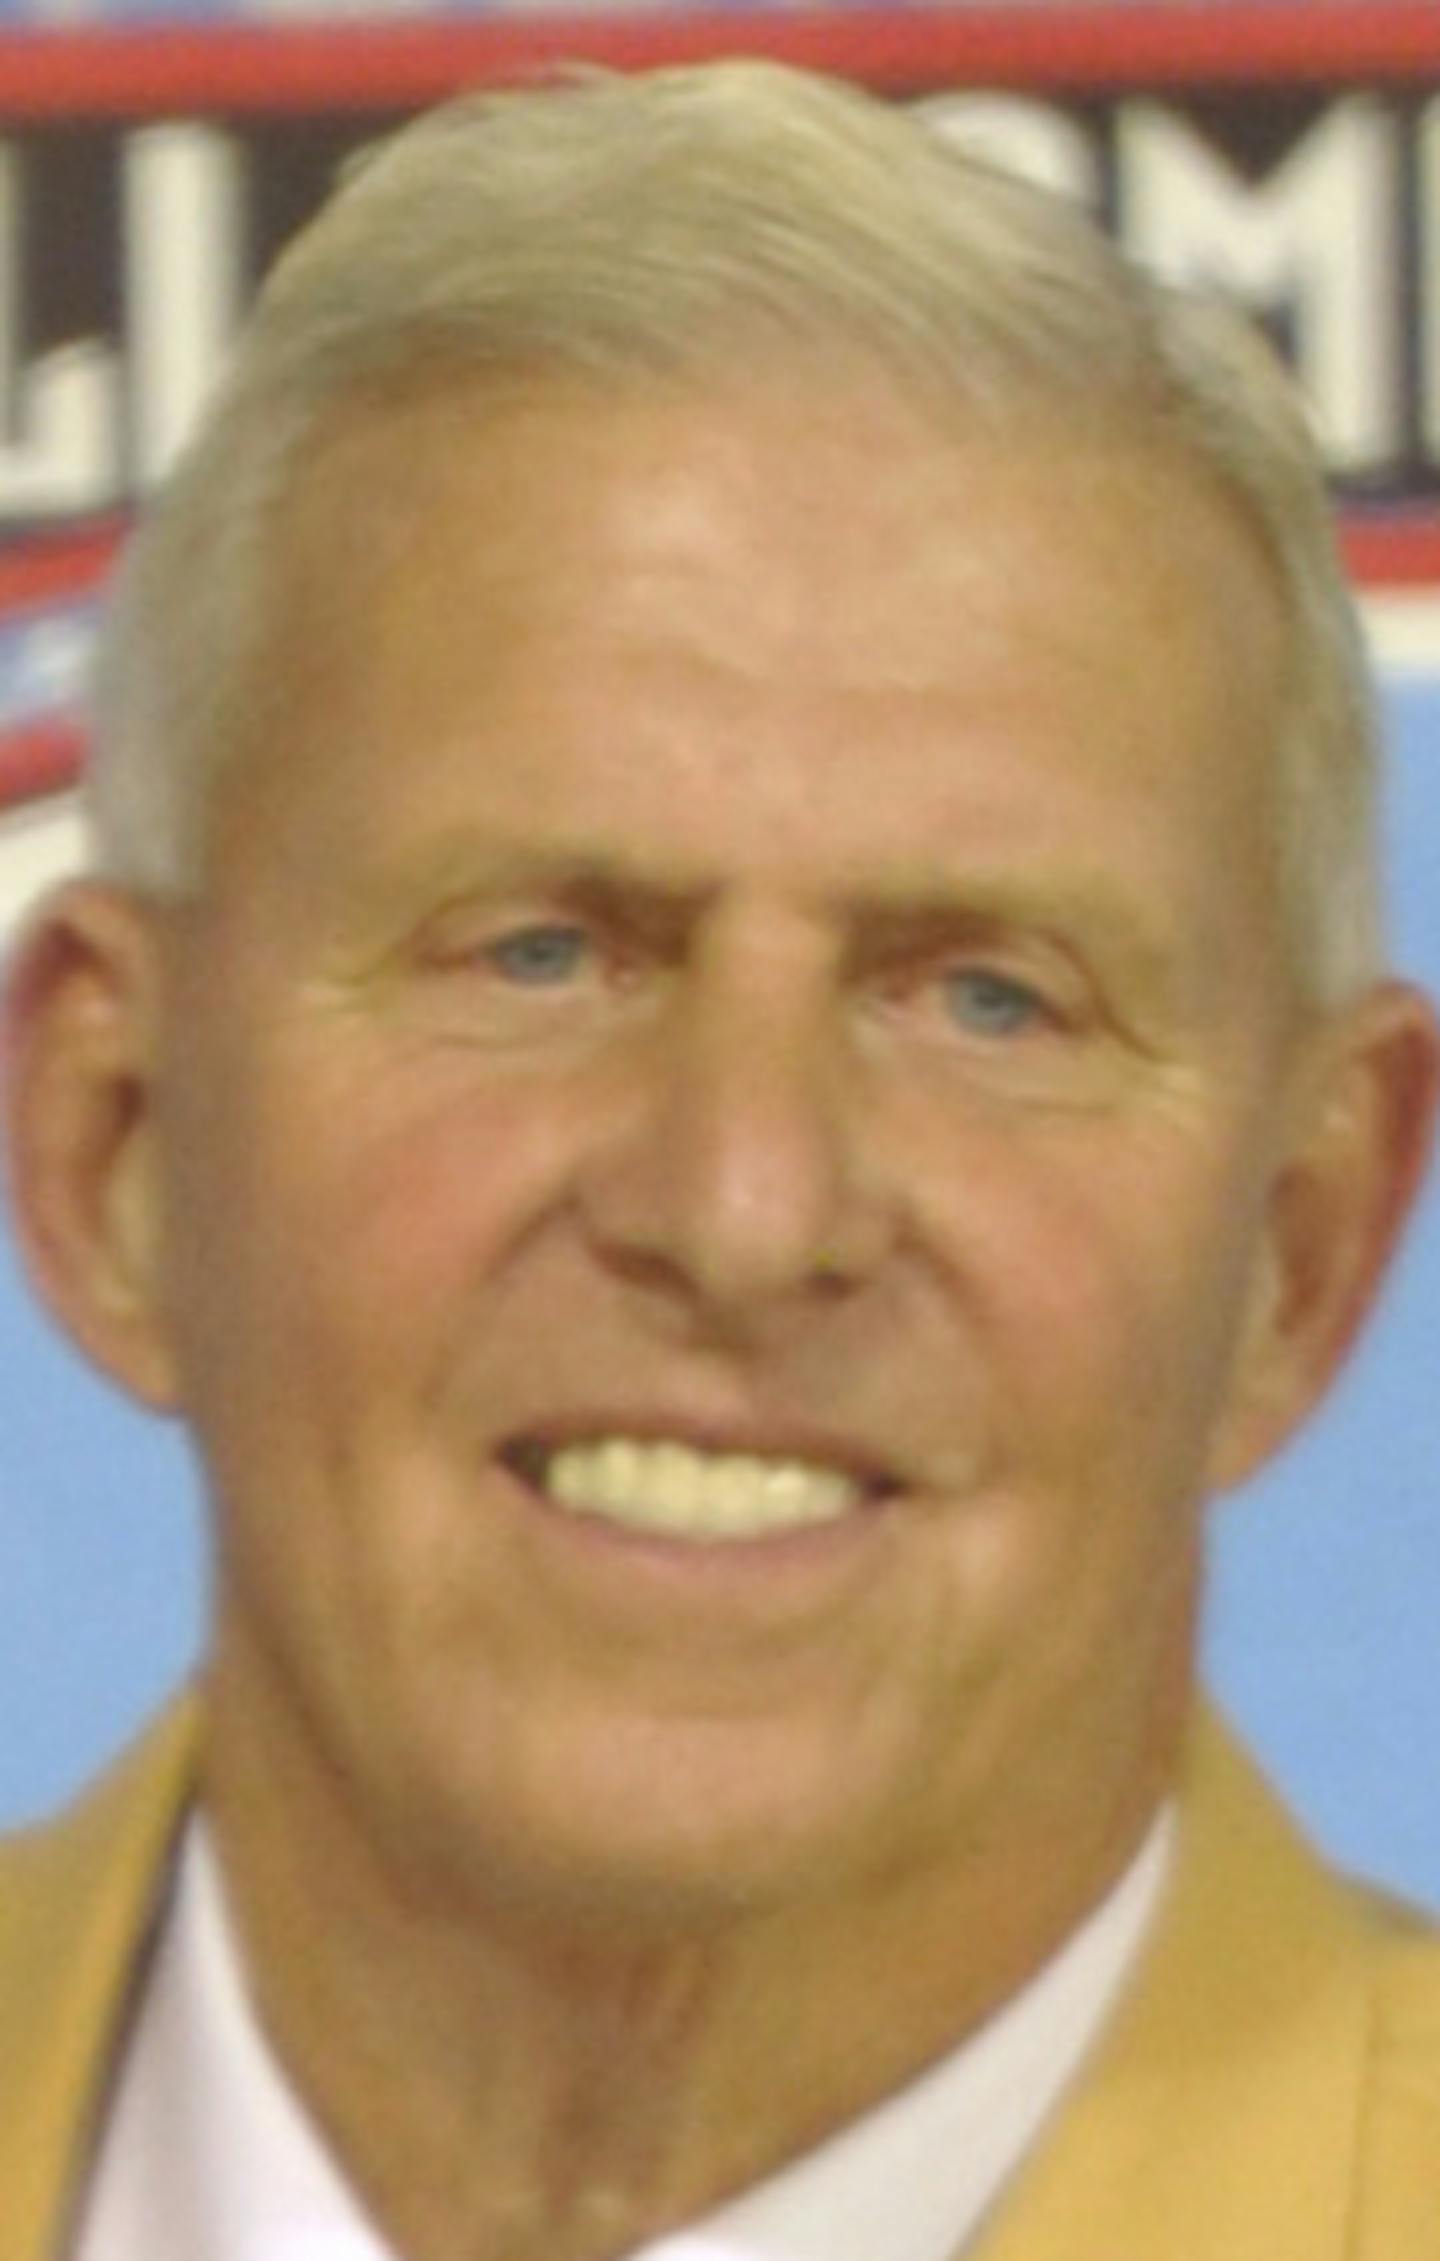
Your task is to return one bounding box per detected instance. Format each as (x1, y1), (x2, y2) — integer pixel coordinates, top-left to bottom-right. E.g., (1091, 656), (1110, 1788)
(388, 1738), (905, 1938)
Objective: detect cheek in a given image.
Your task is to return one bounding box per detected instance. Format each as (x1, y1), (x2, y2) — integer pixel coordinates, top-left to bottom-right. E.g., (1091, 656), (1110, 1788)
(919, 1108), (1271, 1488)
(183, 1041), (594, 1344)
(308, 1048), (599, 1278)
(159, 1046), (608, 1657)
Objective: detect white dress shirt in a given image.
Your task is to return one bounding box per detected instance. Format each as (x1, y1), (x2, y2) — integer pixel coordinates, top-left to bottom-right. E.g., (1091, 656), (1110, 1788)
(75, 1810), (1172, 2261)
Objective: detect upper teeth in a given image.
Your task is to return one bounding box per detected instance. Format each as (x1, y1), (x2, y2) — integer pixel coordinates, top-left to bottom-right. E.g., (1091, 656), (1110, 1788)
(541, 1438), (863, 1543)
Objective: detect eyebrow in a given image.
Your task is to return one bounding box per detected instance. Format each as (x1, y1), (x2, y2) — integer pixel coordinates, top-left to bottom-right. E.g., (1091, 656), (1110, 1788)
(353, 840), (717, 932)
(842, 870), (1189, 1013)
(351, 835), (1185, 1000)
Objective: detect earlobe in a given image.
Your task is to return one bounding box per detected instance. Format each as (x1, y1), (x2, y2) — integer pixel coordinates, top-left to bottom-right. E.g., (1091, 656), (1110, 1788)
(1210, 980), (1440, 1491)
(2, 879), (182, 1410)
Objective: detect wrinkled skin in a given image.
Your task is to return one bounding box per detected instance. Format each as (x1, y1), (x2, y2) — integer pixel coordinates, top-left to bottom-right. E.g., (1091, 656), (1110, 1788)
(8, 373), (1436, 2258)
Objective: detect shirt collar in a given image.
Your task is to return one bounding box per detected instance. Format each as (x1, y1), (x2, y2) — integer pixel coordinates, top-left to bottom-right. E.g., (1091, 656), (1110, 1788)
(75, 1807), (1174, 2261)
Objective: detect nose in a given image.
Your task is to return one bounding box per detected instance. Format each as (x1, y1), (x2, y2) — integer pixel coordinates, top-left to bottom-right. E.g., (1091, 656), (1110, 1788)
(579, 940), (896, 1321)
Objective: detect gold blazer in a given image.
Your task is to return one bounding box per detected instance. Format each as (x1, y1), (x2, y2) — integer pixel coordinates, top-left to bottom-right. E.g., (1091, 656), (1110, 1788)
(1, 1701), (1437, 2259)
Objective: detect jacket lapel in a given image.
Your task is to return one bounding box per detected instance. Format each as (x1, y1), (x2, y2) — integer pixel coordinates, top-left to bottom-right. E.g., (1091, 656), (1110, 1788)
(0, 1699), (1379, 2261)
(964, 1712), (1374, 2261)
(0, 1698), (196, 2261)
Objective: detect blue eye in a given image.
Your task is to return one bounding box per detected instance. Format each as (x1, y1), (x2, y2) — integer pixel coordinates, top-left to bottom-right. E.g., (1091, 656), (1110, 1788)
(486, 924), (592, 986)
(943, 967), (1045, 1036)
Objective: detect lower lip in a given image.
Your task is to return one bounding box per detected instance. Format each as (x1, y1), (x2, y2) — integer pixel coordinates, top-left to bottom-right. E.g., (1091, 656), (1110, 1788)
(498, 1458), (899, 1610)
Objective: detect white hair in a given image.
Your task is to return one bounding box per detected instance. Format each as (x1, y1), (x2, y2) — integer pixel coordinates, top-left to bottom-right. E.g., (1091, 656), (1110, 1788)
(87, 60), (1384, 1000)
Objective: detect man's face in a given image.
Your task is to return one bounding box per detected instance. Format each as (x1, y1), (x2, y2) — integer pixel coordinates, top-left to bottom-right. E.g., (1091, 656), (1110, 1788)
(102, 376), (1335, 1920)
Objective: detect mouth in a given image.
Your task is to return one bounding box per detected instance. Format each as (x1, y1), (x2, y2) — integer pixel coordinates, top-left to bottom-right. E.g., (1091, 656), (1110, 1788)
(503, 1434), (894, 1547)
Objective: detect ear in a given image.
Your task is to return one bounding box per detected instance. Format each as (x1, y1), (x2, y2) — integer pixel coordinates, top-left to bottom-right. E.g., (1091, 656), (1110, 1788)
(1209, 980), (1440, 1492)
(2, 880), (181, 1410)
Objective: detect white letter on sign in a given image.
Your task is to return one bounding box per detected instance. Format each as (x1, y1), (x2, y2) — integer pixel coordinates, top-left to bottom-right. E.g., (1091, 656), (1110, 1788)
(915, 95), (1100, 206)
(125, 124), (245, 488)
(1118, 98), (1399, 475)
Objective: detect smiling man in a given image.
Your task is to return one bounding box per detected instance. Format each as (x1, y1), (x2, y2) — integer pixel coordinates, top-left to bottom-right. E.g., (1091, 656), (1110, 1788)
(4, 60), (1440, 2261)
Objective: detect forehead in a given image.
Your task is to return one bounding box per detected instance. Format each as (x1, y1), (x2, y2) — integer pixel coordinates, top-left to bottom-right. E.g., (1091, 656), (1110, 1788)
(218, 370), (1291, 932)
(276, 364), (1282, 641)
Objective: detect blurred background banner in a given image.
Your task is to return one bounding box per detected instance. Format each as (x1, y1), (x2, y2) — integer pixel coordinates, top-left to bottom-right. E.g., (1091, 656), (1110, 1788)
(5, 0), (1440, 1904)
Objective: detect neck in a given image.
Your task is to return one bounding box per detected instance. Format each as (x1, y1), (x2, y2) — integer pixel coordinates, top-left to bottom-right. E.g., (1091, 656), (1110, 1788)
(200, 1693), (1174, 2261)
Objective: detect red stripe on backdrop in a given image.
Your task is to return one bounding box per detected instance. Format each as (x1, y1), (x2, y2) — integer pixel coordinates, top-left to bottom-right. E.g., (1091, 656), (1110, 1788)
(1344, 520), (1440, 590)
(0, 524), (121, 615)
(0, 4), (1437, 118)
(0, 723), (84, 811)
